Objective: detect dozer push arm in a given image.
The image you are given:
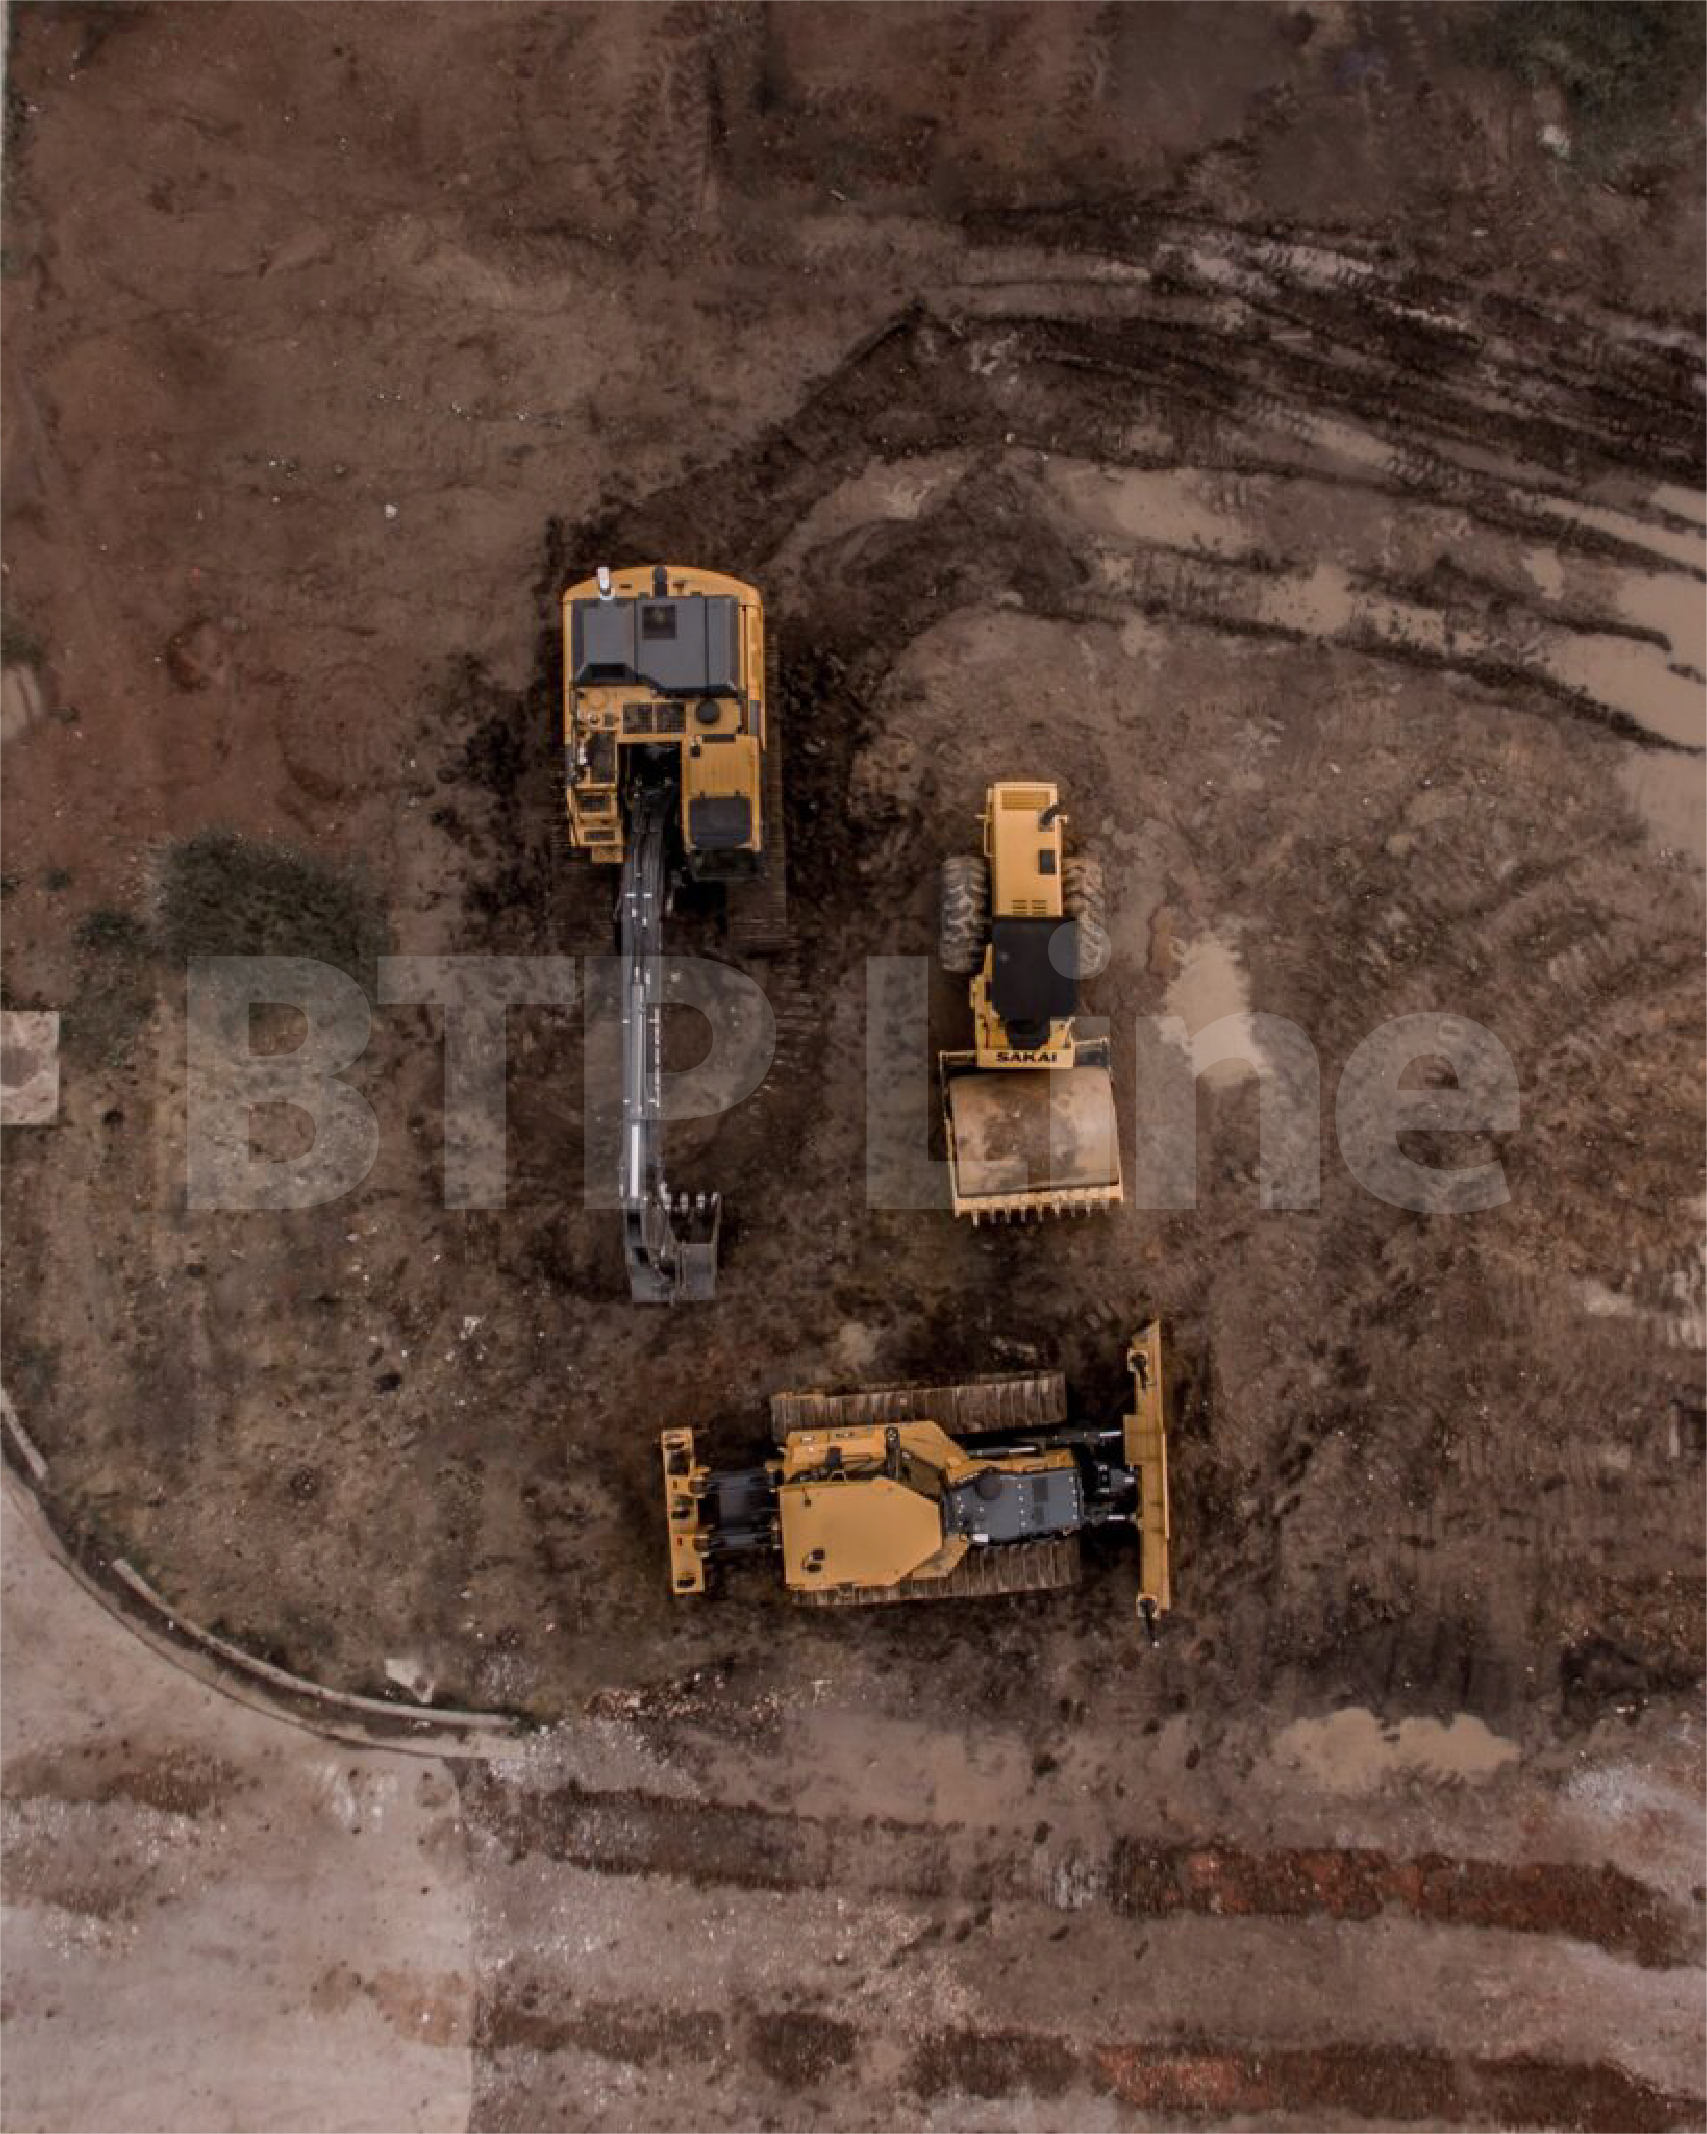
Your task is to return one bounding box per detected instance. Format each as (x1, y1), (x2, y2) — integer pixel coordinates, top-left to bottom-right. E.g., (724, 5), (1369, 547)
(619, 788), (721, 1303)
(660, 1427), (779, 1593)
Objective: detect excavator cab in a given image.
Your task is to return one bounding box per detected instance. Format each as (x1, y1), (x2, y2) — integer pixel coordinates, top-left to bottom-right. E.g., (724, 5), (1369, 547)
(562, 563), (783, 923)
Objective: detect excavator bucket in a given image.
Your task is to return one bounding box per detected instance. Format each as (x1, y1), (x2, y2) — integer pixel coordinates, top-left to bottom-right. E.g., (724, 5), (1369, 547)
(941, 1044), (1122, 1221)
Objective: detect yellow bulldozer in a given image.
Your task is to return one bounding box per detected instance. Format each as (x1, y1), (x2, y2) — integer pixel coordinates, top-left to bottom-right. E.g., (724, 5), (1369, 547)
(938, 781), (1122, 1221)
(562, 563), (785, 1303)
(661, 1323), (1170, 1630)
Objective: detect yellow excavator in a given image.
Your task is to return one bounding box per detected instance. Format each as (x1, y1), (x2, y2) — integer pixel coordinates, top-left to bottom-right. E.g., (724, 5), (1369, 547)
(661, 1323), (1170, 1631)
(938, 781), (1122, 1221)
(562, 564), (785, 1303)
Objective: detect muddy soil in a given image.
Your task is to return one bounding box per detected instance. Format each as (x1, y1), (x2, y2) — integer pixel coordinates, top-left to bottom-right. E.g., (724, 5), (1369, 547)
(2, 5), (1704, 2128)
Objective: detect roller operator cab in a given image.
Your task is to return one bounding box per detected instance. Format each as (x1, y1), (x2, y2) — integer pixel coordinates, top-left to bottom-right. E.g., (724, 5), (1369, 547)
(562, 563), (772, 890)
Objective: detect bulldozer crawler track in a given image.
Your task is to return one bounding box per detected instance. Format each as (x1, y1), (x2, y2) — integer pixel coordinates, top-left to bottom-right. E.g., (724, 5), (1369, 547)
(770, 1369), (1068, 1443)
(792, 1536), (1083, 1607)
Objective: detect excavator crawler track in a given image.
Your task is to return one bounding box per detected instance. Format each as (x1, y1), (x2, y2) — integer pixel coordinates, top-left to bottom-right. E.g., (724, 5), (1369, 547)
(792, 1535), (1082, 1607)
(769, 1369), (1068, 1445)
(727, 636), (789, 955)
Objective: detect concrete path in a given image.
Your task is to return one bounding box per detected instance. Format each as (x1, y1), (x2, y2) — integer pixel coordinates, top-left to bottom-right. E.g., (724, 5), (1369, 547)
(1, 1487), (473, 2132)
(5, 1477), (1702, 2130)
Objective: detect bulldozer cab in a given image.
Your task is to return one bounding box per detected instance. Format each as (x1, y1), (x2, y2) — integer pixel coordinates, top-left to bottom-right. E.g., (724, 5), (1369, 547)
(766, 1421), (952, 1597)
(978, 922), (1077, 1056)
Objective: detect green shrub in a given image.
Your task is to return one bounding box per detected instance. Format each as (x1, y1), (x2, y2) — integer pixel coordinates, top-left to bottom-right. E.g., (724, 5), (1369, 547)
(0, 610), (44, 669)
(1461, 1), (1705, 173)
(76, 907), (151, 954)
(156, 829), (389, 984)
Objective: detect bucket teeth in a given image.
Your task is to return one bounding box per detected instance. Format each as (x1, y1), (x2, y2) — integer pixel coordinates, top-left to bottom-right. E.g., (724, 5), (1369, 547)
(943, 1062), (1121, 1219)
(965, 1191), (1114, 1223)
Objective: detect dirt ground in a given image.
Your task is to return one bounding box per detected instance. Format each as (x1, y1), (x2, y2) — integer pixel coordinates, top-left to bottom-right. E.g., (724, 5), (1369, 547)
(3, 4), (1705, 2128)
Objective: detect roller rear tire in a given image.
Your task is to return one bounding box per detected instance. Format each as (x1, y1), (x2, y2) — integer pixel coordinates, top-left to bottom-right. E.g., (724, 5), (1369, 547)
(939, 854), (990, 975)
(1063, 854), (1111, 979)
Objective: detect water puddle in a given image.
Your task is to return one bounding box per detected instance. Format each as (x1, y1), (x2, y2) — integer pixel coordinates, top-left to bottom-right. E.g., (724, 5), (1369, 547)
(1260, 559), (1359, 639)
(1522, 547), (1566, 601)
(1613, 566), (1707, 678)
(1161, 931), (1268, 1088)
(1550, 497), (1706, 574)
(1274, 1708), (1520, 1791)
(0, 1011), (60, 1127)
(1048, 462), (1250, 556)
(1, 664), (46, 745)
(1048, 455), (1706, 749)
(1652, 482), (1707, 530)
(771, 450), (972, 578)
(1616, 748), (1706, 865)
(1545, 632), (1705, 750)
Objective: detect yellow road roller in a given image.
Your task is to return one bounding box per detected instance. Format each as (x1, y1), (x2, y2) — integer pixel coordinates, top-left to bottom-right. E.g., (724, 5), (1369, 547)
(938, 781), (1122, 1221)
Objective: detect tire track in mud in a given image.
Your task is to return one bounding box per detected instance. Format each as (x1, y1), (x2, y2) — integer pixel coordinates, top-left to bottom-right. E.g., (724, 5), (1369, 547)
(460, 1772), (1699, 1970)
(575, 238), (1702, 555)
(608, 0), (767, 252)
(470, 1991), (1702, 2131)
(461, 1759), (1705, 2129)
(564, 227), (1701, 754)
(917, 2032), (1702, 2130)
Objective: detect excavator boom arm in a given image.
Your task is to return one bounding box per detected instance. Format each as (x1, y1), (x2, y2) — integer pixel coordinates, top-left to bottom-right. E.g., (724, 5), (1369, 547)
(619, 787), (720, 1303)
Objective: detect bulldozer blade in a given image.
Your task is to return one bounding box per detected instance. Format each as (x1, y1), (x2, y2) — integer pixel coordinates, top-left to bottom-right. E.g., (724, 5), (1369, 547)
(1125, 1321), (1171, 1617)
(943, 1061), (1121, 1219)
(791, 1535), (1082, 1608)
